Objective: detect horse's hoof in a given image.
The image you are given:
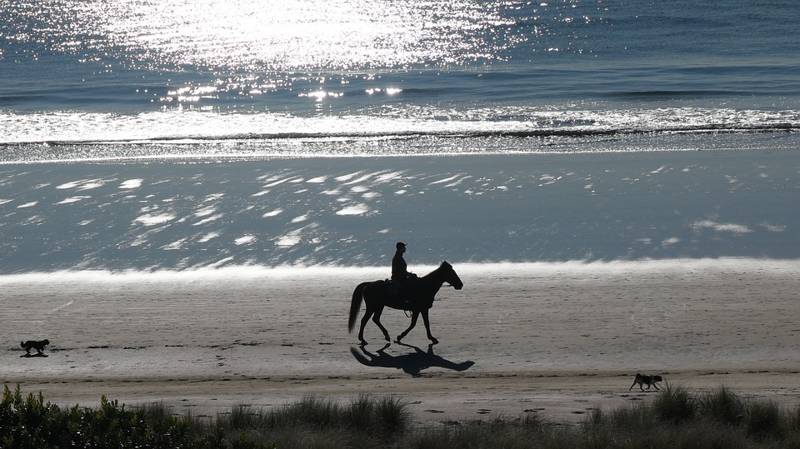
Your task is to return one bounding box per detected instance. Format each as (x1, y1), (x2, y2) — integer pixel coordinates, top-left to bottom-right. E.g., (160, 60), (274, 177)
(359, 340), (367, 346)
(395, 336), (403, 343)
(429, 337), (439, 345)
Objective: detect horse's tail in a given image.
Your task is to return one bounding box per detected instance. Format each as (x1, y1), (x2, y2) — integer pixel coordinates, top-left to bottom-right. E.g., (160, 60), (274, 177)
(348, 282), (368, 333)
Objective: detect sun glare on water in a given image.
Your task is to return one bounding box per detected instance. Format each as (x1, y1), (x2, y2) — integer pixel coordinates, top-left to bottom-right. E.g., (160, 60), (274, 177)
(82, 0), (513, 71)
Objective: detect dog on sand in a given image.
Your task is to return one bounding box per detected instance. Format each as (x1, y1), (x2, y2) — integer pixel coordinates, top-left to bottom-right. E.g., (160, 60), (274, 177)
(20, 339), (50, 356)
(629, 373), (663, 391)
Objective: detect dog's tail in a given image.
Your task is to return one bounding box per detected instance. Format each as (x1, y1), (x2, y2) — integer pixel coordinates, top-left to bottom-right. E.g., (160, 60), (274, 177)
(348, 282), (368, 333)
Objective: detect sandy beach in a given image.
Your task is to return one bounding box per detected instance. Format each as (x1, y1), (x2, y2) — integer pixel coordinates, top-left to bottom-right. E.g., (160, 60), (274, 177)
(3, 260), (799, 424)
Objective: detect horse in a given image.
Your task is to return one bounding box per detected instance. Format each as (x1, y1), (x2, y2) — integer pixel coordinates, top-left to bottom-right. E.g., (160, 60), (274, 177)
(348, 261), (463, 345)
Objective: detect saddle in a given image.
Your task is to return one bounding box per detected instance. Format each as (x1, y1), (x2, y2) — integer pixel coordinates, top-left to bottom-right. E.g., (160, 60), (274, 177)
(384, 278), (417, 310)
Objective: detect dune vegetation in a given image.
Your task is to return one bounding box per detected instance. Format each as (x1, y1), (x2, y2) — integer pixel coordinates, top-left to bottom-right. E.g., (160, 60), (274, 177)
(2, 384), (800, 449)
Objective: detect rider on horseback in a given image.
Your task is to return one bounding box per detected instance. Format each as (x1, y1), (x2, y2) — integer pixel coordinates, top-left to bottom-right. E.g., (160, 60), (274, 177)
(391, 242), (417, 308)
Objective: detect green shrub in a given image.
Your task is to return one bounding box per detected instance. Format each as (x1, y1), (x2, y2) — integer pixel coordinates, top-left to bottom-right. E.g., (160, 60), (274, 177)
(0, 385), (196, 449)
(3, 383), (800, 449)
(788, 405), (800, 431)
(745, 400), (781, 437)
(371, 395), (409, 434)
(699, 386), (745, 426)
(653, 384), (696, 424)
(606, 403), (656, 430)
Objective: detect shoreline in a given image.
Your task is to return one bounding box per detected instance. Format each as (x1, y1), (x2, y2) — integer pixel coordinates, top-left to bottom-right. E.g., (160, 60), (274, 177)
(1, 143), (798, 167)
(1, 256), (799, 279)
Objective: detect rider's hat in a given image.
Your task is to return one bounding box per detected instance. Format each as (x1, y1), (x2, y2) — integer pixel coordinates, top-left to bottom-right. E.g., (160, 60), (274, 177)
(396, 241), (406, 250)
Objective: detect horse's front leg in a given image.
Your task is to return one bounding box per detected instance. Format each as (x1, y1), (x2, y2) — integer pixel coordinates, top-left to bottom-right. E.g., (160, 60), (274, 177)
(421, 309), (438, 344)
(396, 311), (419, 343)
(358, 307), (374, 345)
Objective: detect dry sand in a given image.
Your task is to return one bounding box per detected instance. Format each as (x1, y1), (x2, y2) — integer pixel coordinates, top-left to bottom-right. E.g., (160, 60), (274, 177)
(2, 259), (799, 424)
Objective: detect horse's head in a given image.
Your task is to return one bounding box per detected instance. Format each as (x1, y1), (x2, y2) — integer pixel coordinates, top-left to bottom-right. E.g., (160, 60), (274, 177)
(440, 261), (463, 290)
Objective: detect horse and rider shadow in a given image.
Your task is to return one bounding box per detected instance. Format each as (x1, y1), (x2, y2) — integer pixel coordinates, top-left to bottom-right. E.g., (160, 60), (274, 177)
(350, 341), (474, 377)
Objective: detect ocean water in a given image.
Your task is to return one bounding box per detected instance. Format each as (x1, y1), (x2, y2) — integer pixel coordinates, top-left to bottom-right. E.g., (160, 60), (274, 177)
(1, 0), (799, 271)
(1, 0), (799, 160)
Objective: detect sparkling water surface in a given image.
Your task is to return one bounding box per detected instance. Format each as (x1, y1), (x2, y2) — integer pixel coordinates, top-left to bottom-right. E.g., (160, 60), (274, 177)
(2, 0), (800, 160)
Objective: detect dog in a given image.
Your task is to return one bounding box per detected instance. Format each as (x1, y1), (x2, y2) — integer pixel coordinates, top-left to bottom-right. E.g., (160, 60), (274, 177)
(629, 373), (663, 391)
(20, 339), (50, 356)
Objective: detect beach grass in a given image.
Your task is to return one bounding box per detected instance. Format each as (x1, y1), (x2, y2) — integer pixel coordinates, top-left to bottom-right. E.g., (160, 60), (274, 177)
(2, 384), (800, 449)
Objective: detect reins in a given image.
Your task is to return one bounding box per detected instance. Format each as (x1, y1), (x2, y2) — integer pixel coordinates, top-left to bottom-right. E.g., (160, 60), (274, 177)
(403, 282), (455, 318)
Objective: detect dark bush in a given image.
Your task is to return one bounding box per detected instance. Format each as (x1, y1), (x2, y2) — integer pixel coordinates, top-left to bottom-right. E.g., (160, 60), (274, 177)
(3, 384), (800, 449)
(653, 383), (696, 424)
(745, 400), (781, 437)
(699, 386), (745, 426)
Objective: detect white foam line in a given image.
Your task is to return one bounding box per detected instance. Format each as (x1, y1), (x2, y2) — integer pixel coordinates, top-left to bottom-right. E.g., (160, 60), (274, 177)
(429, 174), (461, 185)
(0, 258), (799, 285)
(49, 299), (74, 313)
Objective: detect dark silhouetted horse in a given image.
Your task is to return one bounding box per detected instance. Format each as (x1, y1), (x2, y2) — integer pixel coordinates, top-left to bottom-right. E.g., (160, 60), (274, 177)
(348, 261), (463, 345)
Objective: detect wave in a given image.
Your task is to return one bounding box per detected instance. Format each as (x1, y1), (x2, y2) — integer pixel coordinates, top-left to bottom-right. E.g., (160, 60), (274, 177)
(2, 125), (798, 147)
(603, 90), (753, 99)
(1, 107), (799, 147)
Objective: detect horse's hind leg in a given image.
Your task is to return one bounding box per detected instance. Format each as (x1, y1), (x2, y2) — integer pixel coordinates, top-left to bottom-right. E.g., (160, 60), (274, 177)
(371, 306), (391, 342)
(396, 311), (419, 343)
(358, 307), (374, 345)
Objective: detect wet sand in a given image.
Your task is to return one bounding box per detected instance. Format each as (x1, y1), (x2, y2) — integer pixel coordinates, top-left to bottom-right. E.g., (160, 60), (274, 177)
(2, 260), (800, 423)
(2, 150), (800, 273)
